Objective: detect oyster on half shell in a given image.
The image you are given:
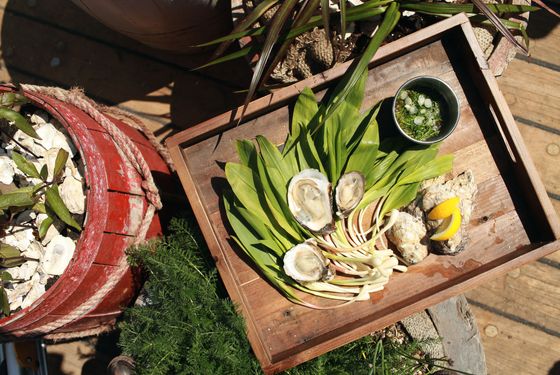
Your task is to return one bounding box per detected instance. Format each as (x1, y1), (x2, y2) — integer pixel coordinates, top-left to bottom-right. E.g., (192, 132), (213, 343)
(283, 241), (333, 283)
(335, 171), (365, 217)
(288, 169), (335, 233)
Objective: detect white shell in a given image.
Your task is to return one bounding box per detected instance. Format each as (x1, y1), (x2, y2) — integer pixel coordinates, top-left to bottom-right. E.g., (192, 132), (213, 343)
(283, 242), (332, 282)
(21, 276), (45, 309)
(335, 171), (365, 217)
(287, 169), (334, 233)
(59, 175), (85, 214)
(35, 123), (76, 157)
(43, 235), (75, 276)
(0, 156), (15, 184)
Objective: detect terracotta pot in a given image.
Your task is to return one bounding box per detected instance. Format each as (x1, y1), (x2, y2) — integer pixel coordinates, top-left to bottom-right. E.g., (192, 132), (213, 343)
(0, 85), (172, 339)
(70, 0), (232, 53)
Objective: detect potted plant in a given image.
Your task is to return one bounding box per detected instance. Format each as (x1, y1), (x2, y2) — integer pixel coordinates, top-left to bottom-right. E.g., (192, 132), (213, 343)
(0, 85), (173, 339)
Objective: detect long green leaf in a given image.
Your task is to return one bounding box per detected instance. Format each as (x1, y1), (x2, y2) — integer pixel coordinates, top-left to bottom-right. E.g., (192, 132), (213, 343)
(257, 135), (294, 180)
(11, 151), (41, 179)
(195, 45), (256, 70)
(471, 0), (528, 54)
(45, 184), (82, 230)
(340, 0), (348, 39)
(318, 2), (400, 130)
(212, 0), (280, 58)
(238, 0), (299, 124)
(0, 271), (13, 281)
(236, 139), (257, 167)
(0, 93), (27, 107)
(344, 106), (381, 181)
(380, 182), (420, 217)
(399, 2), (538, 14)
(0, 108), (40, 139)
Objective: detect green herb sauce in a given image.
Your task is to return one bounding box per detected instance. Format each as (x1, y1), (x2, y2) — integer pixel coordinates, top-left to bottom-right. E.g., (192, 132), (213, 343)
(395, 89), (444, 141)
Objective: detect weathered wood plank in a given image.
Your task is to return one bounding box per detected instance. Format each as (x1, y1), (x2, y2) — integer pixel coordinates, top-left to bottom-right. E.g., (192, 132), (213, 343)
(427, 296), (487, 375)
(466, 261), (560, 334)
(517, 124), (560, 195)
(526, 8), (560, 65)
(500, 59), (560, 130)
(471, 305), (560, 375)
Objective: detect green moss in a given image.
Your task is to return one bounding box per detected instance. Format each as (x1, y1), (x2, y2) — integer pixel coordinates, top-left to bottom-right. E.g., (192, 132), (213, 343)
(118, 218), (453, 375)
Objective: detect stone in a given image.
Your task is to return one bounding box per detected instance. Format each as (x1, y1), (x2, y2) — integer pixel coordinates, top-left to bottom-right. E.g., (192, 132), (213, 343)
(42, 235), (75, 276)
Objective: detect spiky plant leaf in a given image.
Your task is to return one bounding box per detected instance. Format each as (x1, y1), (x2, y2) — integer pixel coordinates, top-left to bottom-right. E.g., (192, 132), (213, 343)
(11, 151), (41, 179)
(0, 108), (40, 139)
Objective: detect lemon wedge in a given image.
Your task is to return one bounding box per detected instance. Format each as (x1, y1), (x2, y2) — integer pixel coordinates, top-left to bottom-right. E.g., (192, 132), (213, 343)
(428, 197), (460, 220)
(430, 207), (461, 241)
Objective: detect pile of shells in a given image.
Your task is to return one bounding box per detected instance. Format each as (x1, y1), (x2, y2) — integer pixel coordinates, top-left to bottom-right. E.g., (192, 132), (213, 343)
(0, 109), (86, 313)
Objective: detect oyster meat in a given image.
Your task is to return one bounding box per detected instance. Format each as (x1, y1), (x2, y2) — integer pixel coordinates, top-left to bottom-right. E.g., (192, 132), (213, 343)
(288, 169), (335, 233)
(386, 211), (428, 264)
(283, 241), (333, 282)
(335, 171), (365, 217)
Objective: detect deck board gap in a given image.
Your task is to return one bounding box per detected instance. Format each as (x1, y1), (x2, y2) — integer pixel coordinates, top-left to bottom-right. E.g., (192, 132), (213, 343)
(515, 115), (560, 136)
(516, 54), (560, 73)
(537, 257), (560, 270)
(466, 298), (560, 338)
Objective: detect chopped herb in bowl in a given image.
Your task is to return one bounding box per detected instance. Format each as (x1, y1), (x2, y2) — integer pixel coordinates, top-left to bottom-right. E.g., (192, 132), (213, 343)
(395, 89), (444, 141)
(392, 76), (460, 145)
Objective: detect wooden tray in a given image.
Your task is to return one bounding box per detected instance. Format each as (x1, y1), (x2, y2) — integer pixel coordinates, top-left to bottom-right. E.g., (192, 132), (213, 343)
(166, 14), (560, 374)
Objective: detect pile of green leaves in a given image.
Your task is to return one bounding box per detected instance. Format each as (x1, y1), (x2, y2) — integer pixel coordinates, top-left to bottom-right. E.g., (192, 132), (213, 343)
(224, 62), (453, 306)
(118, 218), (459, 375)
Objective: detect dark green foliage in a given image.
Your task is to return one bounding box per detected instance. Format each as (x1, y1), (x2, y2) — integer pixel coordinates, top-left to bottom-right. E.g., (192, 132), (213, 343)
(118, 218), (260, 375)
(118, 219), (456, 375)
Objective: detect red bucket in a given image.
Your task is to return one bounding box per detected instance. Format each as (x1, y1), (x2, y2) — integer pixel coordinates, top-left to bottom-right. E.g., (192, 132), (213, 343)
(0, 85), (172, 339)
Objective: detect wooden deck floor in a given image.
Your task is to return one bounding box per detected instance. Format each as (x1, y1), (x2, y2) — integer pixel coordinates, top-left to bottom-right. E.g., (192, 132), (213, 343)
(0, 1), (558, 374)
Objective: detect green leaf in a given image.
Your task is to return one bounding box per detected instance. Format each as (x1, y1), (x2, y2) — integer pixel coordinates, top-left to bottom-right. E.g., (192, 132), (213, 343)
(32, 202), (47, 214)
(210, 0), (280, 58)
(53, 149), (69, 182)
(344, 106), (381, 183)
(380, 182), (421, 217)
(39, 215), (55, 239)
(340, 0), (347, 41)
(238, 0), (300, 123)
(399, 2), (538, 14)
(0, 92), (27, 107)
(398, 154), (454, 186)
(11, 151), (41, 179)
(194, 45), (256, 70)
(0, 190), (36, 209)
(40, 164), (48, 181)
(45, 184), (82, 231)
(319, 3), (400, 128)
(0, 108), (40, 139)
(1, 287), (9, 316)
(471, 0), (528, 54)
(0, 271), (13, 281)
(236, 140), (257, 167)
(0, 244), (21, 259)
(256, 136), (294, 180)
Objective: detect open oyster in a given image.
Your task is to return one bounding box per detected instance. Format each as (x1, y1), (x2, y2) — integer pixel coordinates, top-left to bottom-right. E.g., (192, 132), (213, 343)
(288, 169), (335, 233)
(335, 171), (365, 217)
(283, 241), (333, 283)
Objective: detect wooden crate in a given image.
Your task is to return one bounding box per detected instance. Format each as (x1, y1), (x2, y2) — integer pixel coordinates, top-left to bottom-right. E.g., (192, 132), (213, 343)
(166, 14), (560, 374)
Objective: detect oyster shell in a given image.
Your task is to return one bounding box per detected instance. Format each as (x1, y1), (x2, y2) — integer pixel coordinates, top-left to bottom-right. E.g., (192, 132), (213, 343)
(335, 171), (365, 217)
(387, 211), (428, 264)
(406, 170), (477, 255)
(283, 241), (333, 282)
(287, 169), (335, 233)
